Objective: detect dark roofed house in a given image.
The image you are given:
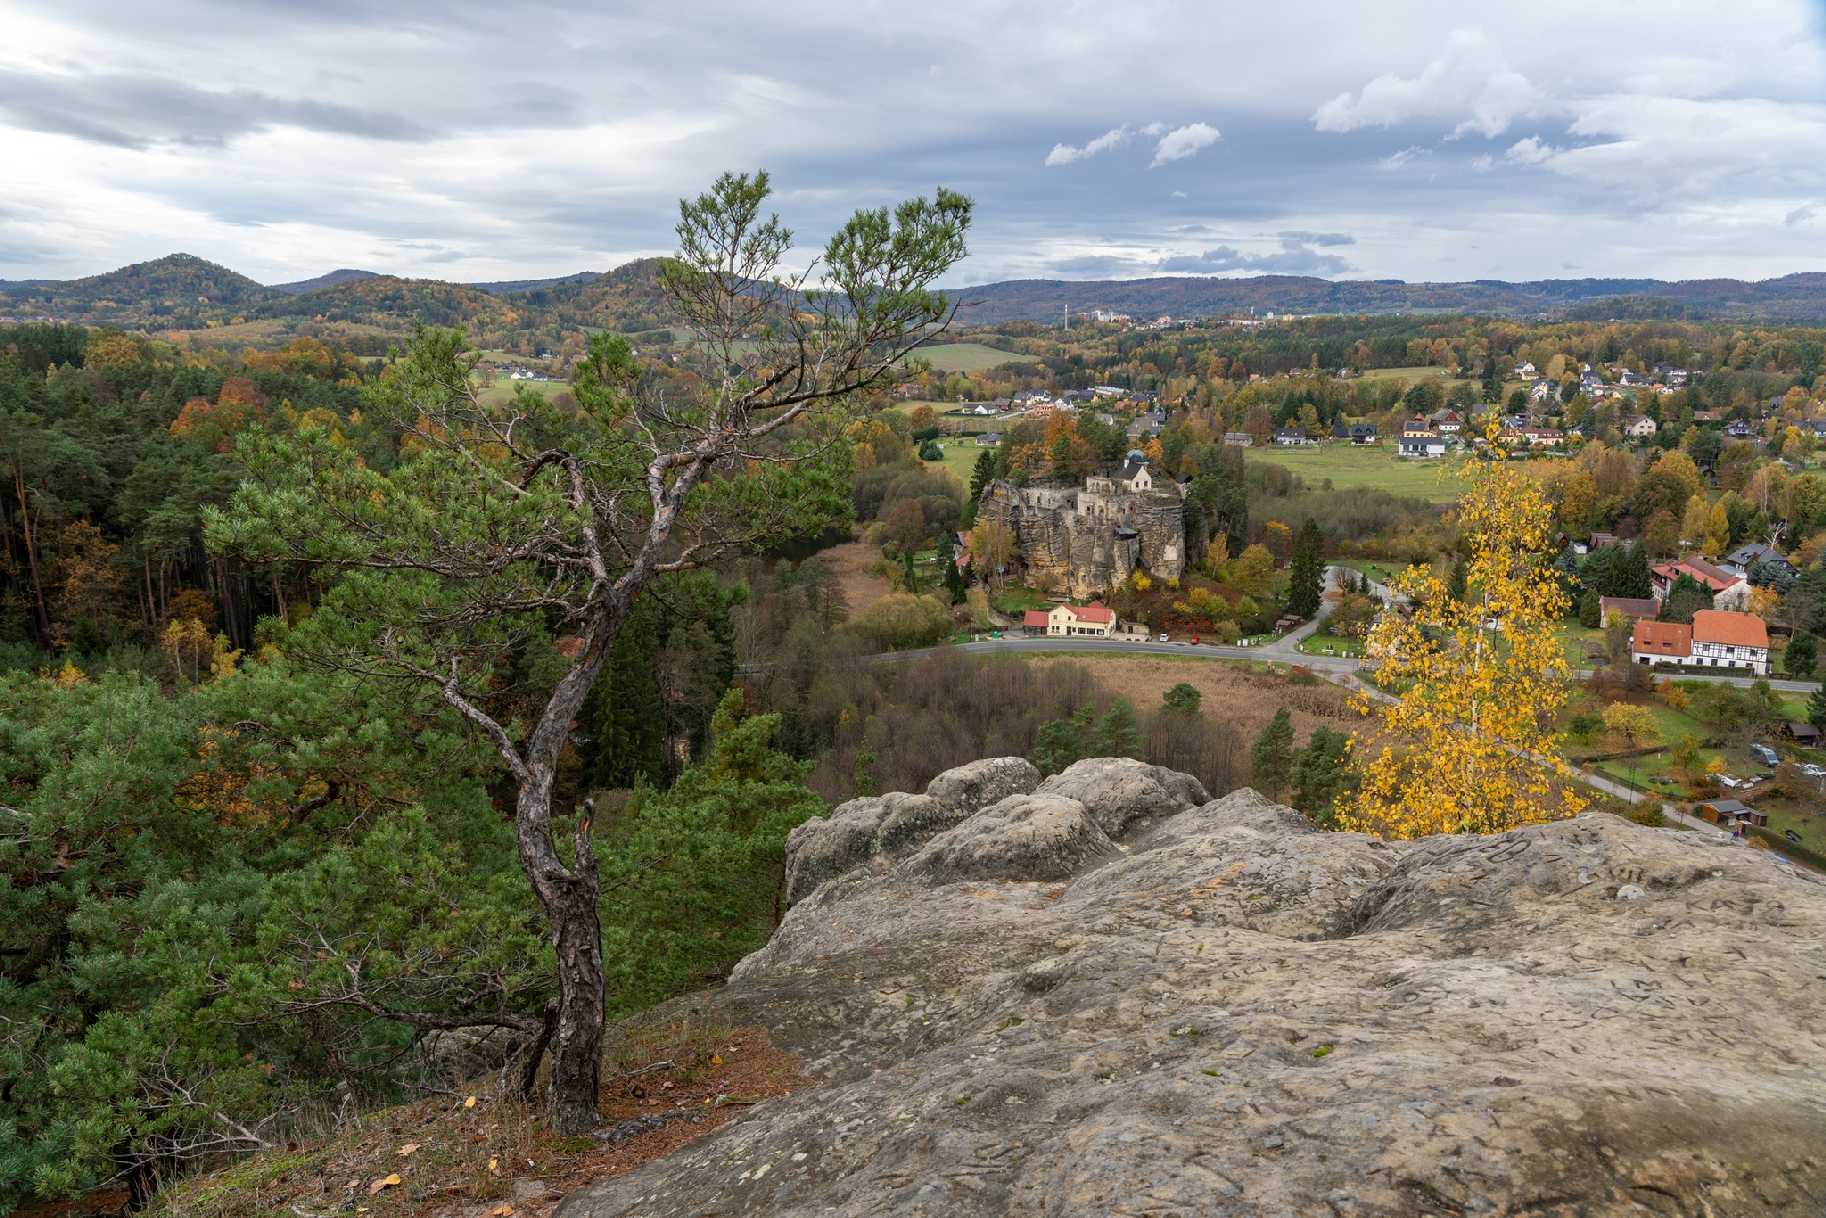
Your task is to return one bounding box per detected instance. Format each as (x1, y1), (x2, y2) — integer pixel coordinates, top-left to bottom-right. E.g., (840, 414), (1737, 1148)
(1785, 722), (1821, 746)
(1693, 798), (1768, 832)
(1599, 596), (1658, 627)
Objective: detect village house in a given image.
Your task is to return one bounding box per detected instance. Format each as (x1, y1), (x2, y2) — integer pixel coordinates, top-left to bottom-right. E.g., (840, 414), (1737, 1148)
(1598, 596), (1659, 627)
(975, 431), (1002, 447)
(1273, 429), (1317, 446)
(1333, 421), (1378, 445)
(1630, 610), (1770, 675)
(1514, 361), (1537, 380)
(1721, 542), (1794, 583)
(1651, 557), (1750, 610)
(1630, 619), (1691, 668)
(1223, 431), (1254, 447)
(1022, 601), (1119, 638)
(1624, 416), (1658, 439)
(1689, 609), (1771, 674)
(1397, 421), (1448, 459)
(1430, 409), (1464, 434)
(1693, 798), (1768, 834)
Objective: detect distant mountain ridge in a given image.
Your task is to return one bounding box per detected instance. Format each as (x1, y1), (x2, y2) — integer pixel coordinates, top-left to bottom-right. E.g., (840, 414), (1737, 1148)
(6, 252), (1826, 331)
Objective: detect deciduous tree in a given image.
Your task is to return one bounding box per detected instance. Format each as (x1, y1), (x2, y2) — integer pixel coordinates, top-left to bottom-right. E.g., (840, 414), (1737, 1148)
(1341, 431), (1587, 837)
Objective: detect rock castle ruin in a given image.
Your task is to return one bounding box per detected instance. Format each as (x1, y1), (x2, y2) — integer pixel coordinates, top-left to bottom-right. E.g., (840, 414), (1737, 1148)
(975, 455), (1185, 598)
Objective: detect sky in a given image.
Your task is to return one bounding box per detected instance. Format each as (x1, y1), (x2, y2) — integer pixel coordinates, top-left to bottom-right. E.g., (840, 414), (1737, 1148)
(2, 1), (1825, 288)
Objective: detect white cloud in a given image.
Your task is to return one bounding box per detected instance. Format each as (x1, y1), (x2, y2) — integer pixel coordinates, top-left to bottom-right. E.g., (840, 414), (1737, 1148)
(1170, 189), (1188, 198)
(1313, 30), (1541, 139)
(1470, 153), (1494, 171)
(1044, 125), (1135, 166)
(1504, 136), (1559, 165)
(1149, 122), (1220, 167)
(1378, 145), (1427, 170)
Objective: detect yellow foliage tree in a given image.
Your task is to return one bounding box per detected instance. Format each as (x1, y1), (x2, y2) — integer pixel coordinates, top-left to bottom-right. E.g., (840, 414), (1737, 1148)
(1601, 701), (1656, 750)
(1340, 432), (1588, 838)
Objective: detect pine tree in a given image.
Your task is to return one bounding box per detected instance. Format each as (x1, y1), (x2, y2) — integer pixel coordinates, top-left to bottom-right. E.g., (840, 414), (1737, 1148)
(1810, 682), (1826, 730)
(969, 449), (996, 502)
(1251, 707), (1295, 797)
(943, 548), (967, 604)
(1786, 633), (1816, 679)
(1292, 727), (1352, 825)
(1447, 552), (1468, 603)
(1287, 518), (1325, 619)
(1096, 699), (1143, 758)
(1578, 587), (1602, 628)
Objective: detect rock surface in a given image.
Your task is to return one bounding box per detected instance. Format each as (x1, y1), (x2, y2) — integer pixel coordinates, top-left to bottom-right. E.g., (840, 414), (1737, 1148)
(560, 760), (1826, 1217)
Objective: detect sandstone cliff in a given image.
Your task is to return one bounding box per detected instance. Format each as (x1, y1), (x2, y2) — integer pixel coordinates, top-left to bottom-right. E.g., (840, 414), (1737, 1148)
(976, 479), (1185, 597)
(560, 758), (1826, 1217)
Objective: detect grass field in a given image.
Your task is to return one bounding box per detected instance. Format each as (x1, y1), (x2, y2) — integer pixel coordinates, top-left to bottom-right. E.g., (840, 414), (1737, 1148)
(1298, 632), (1364, 658)
(922, 436), (988, 487)
(1355, 364), (1527, 400)
(476, 377), (570, 407)
(909, 342), (1040, 373)
(1247, 443), (1465, 503)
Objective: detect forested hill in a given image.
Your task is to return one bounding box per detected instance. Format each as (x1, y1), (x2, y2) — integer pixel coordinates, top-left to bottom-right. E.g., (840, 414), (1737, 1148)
(946, 271), (1826, 324)
(8, 253), (1826, 336)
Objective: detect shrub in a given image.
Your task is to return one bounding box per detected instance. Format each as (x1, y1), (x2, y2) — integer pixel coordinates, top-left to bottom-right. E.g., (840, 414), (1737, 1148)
(848, 593), (954, 650)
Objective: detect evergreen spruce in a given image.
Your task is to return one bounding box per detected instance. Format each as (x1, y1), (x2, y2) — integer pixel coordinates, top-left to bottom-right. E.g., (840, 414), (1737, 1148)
(1250, 707), (1295, 797)
(1287, 519), (1325, 619)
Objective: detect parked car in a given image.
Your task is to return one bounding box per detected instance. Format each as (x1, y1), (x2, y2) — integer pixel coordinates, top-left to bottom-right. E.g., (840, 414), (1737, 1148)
(1750, 744), (1780, 767)
(1800, 763), (1826, 777)
(1158, 633), (1169, 642)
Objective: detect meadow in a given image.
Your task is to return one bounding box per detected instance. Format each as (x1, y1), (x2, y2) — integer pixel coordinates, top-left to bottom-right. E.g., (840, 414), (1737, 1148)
(910, 341), (1040, 372)
(1246, 442), (1466, 503)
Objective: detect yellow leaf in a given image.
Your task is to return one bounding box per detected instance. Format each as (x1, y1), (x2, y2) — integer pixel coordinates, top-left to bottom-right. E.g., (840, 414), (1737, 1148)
(488, 1157), (500, 1175)
(397, 1142), (419, 1156)
(464, 1095), (477, 1109)
(491, 1207), (516, 1217)
(367, 1173), (401, 1196)
(710, 1054), (723, 1066)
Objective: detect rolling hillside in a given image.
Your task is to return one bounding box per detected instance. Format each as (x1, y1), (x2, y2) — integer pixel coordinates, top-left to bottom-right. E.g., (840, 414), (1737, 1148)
(11, 252), (1826, 337)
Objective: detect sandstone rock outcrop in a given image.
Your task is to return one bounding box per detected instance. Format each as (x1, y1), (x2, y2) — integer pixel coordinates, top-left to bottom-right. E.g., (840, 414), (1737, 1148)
(976, 469), (1185, 598)
(561, 759), (1826, 1217)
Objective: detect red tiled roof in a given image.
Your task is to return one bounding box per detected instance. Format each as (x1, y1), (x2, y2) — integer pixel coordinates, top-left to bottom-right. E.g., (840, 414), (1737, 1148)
(1653, 559), (1740, 593)
(1631, 619), (1691, 657)
(1072, 601), (1115, 624)
(1691, 610), (1768, 649)
(1022, 610), (1051, 628)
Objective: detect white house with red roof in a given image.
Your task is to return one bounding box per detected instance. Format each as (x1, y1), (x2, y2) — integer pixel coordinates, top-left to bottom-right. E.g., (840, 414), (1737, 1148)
(1650, 557), (1750, 611)
(1021, 601), (1119, 638)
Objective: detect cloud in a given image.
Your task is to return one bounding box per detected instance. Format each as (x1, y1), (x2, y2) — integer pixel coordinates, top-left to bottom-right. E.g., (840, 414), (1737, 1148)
(1170, 189), (1188, 198)
(1470, 154), (1494, 172)
(1504, 136), (1559, 165)
(1313, 30), (1541, 139)
(0, 67), (448, 149)
(1378, 145), (1428, 170)
(1044, 125), (1136, 166)
(1277, 229), (1354, 246)
(1048, 253), (1150, 274)
(1787, 202), (1821, 226)
(1149, 122), (1220, 167)
(1158, 236), (1353, 276)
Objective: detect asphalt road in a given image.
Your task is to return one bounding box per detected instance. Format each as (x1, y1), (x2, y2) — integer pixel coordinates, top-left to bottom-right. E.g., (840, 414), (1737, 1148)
(895, 634), (1822, 695)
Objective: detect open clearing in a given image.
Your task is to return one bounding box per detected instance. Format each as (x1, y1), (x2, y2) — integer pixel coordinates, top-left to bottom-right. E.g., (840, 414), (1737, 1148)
(476, 377), (570, 407)
(820, 540), (893, 615)
(909, 342), (1040, 373)
(922, 436), (986, 487)
(1246, 444), (1465, 503)
(1015, 652), (1359, 745)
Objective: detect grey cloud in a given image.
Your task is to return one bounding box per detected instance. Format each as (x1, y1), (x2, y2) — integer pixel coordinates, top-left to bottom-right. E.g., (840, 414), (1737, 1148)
(1048, 254), (1151, 274)
(1159, 239), (1354, 276)
(0, 68), (586, 150)
(1786, 202), (1820, 226)
(1276, 229), (1355, 246)
(0, 68), (434, 148)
